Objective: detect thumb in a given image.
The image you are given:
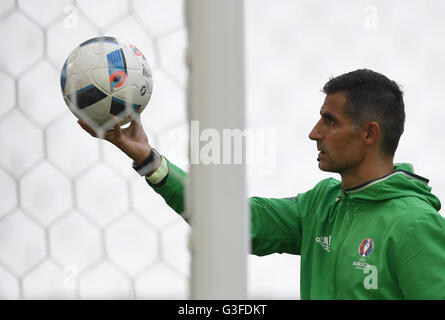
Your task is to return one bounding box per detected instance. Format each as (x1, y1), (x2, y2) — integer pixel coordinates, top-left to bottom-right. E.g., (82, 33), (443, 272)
(128, 114), (144, 134)
(129, 114), (142, 128)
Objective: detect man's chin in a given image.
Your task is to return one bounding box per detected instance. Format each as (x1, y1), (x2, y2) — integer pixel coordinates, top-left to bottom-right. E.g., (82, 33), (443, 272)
(318, 161), (336, 173)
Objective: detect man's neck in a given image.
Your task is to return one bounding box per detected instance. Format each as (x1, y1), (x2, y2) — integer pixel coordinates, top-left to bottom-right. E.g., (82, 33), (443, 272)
(340, 158), (394, 190)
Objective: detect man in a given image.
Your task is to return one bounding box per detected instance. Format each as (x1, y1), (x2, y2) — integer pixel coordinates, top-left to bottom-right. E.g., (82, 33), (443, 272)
(78, 69), (445, 299)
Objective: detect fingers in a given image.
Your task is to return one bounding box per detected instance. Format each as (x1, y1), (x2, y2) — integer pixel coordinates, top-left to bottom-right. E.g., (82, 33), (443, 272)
(113, 116), (122, 135)
(104, 116), (122, 141)
(77, 116), (124, 143)
(77, 119), (97, 137)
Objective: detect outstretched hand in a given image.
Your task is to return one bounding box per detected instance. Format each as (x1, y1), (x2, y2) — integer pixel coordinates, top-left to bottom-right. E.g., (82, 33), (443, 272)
(77, 116), (152, 164)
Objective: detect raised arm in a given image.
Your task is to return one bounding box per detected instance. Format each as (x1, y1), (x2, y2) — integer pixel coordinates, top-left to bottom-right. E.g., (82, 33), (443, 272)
(78, 117), (303, 256)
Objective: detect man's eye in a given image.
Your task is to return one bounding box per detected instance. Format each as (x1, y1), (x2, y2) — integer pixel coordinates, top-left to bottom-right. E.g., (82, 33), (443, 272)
(321, 115), (336, 126)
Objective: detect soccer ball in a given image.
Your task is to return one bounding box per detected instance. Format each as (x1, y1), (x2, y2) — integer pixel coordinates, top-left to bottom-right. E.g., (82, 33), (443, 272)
(60, 36), (153, 128)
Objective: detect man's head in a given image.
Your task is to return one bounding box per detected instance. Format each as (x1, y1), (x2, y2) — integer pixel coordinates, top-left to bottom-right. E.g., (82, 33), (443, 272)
(308, 69), (405, 173)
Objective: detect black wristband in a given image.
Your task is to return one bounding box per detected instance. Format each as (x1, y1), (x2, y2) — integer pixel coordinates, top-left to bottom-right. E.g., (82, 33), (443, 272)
(132, 148), (162, 176)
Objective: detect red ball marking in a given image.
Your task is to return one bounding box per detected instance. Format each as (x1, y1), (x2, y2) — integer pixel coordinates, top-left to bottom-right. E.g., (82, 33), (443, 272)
(129, 44), (142, 56)
(109, 70), (127, 88)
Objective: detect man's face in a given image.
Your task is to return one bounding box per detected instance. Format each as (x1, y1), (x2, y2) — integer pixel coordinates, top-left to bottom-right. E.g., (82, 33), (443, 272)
(308, 92), (365, 173)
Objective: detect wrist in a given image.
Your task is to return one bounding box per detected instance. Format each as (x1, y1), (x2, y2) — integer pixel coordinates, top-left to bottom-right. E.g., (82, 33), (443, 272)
(133, 146), (152, 165)
(132, 148), (162, 176)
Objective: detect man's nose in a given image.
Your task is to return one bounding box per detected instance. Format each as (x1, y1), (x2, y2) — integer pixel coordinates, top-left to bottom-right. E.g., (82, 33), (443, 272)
(308, 121), (322, 141)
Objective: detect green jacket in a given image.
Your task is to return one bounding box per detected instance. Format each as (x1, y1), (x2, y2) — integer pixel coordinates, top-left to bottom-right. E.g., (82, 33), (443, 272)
(148, 160), (445, 300)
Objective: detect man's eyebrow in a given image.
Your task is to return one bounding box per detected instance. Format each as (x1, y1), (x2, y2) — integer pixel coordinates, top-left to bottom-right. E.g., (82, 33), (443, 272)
(320, 110), (337, 121)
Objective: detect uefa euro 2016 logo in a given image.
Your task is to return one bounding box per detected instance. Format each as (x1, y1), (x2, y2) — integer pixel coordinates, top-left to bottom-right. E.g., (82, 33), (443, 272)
(359, 238), (374, 257)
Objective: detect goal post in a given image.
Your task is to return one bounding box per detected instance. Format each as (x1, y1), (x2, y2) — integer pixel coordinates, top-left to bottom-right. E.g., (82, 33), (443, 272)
(185, 0), (248, 299)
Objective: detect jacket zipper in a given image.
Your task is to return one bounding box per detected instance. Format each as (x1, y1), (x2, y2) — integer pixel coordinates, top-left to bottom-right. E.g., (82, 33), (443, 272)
(336, 190), (345, 202)
(333, 193), (354, 299)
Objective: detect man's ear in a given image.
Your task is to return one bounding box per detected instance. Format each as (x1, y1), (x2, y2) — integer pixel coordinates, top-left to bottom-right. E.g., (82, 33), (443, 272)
(362, 121), (381, 146)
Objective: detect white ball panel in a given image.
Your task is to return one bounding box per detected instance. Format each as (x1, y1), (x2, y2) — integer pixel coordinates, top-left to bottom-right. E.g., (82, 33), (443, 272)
(90, 68), (111, 94)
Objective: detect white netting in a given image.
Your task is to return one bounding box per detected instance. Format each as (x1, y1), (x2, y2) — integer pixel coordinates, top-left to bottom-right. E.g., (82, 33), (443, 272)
(0, 0), (189, 299)
(1, 0), (444, 300)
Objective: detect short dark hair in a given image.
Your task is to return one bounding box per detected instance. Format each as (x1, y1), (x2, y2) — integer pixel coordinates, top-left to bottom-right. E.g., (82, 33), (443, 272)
(322, 69), (405, 156)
